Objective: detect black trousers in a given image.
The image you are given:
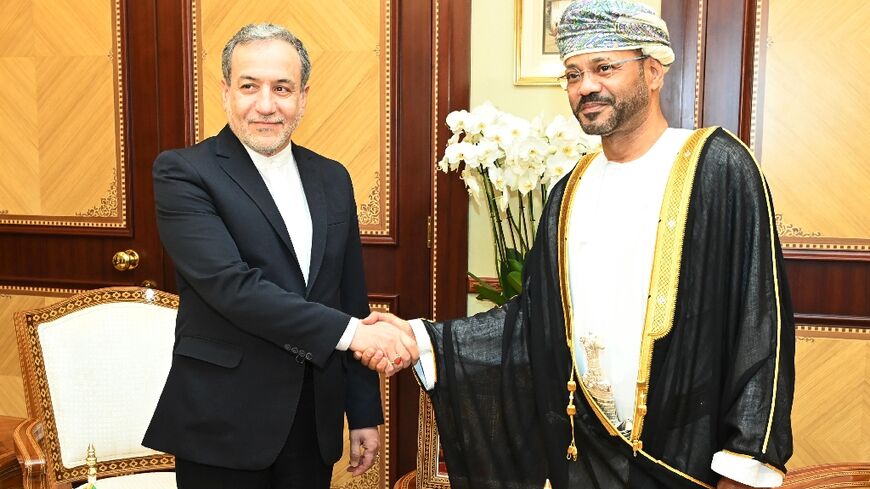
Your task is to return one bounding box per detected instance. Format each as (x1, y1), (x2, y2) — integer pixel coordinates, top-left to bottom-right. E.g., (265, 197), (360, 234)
(175, 367), (332, 489)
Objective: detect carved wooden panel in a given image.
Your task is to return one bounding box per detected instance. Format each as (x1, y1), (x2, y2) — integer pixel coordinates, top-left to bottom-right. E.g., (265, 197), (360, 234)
(194, 0), (392, 236)
(0, 287), (74, 418)
(756, 0), (870, 251)
(789, 325), (870, 468)
(0, 0), (126, 228)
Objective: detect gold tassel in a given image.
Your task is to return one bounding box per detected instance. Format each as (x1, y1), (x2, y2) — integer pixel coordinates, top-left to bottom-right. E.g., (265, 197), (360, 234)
(566, 378), (578, 461)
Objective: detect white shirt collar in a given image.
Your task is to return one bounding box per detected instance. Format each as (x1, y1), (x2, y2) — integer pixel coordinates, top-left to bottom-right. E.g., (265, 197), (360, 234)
(242, 141), (297, 171)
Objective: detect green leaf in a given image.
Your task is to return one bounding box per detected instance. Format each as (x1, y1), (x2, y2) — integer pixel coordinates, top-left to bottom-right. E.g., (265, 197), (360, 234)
(505, 248), (523, 262)
(508, 258), (524, 273)
(506, 271), (523, 296)
(469, 273), (507, 307)
(475, 284), (506, 306)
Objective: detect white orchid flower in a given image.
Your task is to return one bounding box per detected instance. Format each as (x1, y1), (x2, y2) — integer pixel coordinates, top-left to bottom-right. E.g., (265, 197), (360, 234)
(543, 149), (578, 184)
(488, 166), (507, 192)
(517, 166), (541, 195)
(477, 139), (502, 169)
(545, 115), (583, 145)
(516, 136), (549, 163)
(463, 112), (486, 136)
(471, 101), (500, 126)
(446, 109), (469, 134)
(461, 169), (483, 205)
(443, 142), (479, 171)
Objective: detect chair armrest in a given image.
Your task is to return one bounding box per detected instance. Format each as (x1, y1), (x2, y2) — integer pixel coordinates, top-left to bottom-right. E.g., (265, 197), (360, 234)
(13, 418), (47, 489)
(783, 463), (870, 488)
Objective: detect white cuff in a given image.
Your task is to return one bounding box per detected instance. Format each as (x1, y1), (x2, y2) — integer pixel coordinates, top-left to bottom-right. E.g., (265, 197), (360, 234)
(335, 317), (359, 351)
(409, 319), (437, 390)
(711, 451), (783, 487)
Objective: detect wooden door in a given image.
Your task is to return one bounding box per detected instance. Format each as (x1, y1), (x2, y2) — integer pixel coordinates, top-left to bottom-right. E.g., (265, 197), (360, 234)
(0, 0), (187, 417)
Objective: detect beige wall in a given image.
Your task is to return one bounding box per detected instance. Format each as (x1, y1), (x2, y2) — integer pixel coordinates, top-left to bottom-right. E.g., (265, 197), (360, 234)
(466, 0), (660, 313)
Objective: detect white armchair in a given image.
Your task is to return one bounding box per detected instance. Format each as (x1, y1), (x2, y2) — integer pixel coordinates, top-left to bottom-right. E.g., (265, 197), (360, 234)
(13, 287), (178, 489)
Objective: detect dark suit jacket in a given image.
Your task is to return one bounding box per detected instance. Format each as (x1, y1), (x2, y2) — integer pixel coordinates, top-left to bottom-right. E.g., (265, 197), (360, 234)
(143, 126), (383, 470)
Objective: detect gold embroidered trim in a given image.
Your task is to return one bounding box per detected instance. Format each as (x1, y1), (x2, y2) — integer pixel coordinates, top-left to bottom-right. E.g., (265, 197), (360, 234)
(630, 127), (717, 448)
(642, 451), (715, 488)
(557, 151), (610, 459)
(722, 129), (783, 453)
(721, 449), (786, 478)
(629, 127), (717, 453)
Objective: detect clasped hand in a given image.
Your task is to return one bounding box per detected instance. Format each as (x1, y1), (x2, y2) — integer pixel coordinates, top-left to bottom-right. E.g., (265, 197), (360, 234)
(349, 312), (418, 377)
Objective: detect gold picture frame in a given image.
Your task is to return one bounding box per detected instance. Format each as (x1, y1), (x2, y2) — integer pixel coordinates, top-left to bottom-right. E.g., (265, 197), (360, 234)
(514, 0), (571, 85)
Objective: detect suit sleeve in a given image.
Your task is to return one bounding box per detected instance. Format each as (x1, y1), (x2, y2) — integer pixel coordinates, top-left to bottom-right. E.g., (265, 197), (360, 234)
(153, 150), (350, 367)
(338, 173), (384, 429)
(717, 134), (795, 476)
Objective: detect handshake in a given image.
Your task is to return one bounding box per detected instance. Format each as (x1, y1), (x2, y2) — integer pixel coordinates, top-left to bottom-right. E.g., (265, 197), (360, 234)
(349, 312), (420, 377)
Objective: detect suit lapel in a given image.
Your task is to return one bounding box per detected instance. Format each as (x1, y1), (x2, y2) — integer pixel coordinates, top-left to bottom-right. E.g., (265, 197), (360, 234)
(214, 126), (299, 266)
(294, 145), (327, 295)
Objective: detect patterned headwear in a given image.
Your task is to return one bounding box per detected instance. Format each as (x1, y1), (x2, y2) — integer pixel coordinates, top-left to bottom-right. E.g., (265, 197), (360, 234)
(556, 0), (675, 67)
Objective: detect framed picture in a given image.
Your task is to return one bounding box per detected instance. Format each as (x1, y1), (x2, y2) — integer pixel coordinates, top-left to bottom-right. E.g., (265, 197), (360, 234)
(515, 0), (572, 85)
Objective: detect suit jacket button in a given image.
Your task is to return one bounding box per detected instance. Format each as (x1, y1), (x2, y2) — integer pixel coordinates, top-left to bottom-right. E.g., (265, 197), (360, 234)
(305, 353), (312, 361)
(291, 346), (299, 354)
(284, 344), (292, 351)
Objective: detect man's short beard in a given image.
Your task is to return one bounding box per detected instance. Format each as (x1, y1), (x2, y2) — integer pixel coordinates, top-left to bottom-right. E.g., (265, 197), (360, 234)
(230, 112), (303, 156)
(574, 73), (650, 136)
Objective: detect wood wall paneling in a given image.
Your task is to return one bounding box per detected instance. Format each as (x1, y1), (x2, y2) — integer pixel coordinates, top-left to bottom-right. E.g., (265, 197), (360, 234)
(662, 0), (870, 473)
(758, 0), (870, 252)
(195, 0), (391, 237)
(790, 326), (870, 468)
(0, 0), (124, 229)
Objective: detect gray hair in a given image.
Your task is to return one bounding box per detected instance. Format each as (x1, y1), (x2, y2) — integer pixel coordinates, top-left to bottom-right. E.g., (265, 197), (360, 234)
(221, 23), (312, 87)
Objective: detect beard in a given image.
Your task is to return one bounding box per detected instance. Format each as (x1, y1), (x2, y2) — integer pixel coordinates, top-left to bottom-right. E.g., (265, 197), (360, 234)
(573, 74), (650, 136)
(227, 111), (303, 157)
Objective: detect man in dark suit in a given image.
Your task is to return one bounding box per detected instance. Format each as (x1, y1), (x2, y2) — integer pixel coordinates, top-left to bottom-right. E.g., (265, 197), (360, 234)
(143, 23), (418, 489)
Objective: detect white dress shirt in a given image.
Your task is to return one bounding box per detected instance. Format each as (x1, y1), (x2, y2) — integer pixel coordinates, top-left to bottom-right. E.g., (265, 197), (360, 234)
(243, 143), (358, 351)
(411, 128), (782, 487)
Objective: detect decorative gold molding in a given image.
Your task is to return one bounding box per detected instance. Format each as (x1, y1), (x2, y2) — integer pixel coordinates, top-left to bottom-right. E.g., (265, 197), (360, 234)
(0, 286), (82, 297)
(76, 169), (119, 218)
(796, 324), (870, 339)
(748, 0), (763, 152)
(431, 0), (441, 321)
(378, 0), (393, 239)
(192, 0), (202, 143)
(775, 214), (821, 238)
(358, 171), (382, 227)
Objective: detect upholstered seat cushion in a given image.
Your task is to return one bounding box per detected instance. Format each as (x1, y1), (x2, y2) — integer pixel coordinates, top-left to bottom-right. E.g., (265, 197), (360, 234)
(73, 471), (176, 488)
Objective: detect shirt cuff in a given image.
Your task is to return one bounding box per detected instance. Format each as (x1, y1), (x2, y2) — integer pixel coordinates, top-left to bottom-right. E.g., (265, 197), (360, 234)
(409, 319), (437, 391)
(335, 317), (359, 351)
(711, 451), (784, 487)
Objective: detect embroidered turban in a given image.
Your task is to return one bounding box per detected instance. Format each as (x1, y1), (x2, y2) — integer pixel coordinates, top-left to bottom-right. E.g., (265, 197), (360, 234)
(556, 0), (675, 67)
